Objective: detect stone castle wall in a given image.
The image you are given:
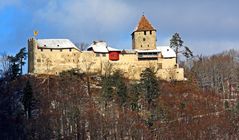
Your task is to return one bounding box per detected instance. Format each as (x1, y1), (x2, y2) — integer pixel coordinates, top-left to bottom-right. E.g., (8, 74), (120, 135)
(28, 38), (184, 81)
(132, 31), (156, 50)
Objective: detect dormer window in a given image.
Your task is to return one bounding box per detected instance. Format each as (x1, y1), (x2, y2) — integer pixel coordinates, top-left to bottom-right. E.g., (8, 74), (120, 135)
(57, 45), (59, 47)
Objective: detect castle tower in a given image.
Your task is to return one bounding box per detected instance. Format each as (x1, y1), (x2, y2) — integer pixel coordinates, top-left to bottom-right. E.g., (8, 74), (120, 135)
(132, 15), (156, 50)
(28, 38), (37, 73)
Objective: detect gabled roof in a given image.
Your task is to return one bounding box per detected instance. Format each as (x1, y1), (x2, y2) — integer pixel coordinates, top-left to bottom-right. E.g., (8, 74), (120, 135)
(135, 46), (176, 58)
(157, 46), (176, 58)
(134, 15), (156, 32)
(37, 39), (79, 50)
(87, 41), (120, 53)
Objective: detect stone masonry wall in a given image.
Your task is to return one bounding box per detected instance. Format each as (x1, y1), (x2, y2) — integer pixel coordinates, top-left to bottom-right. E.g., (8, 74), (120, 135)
(133, 31), (156, 50)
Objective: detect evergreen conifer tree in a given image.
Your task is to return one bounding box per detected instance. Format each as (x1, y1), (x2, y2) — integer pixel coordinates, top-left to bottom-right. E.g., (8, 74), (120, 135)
(140, 68), (159, 109)
(112, 70), (127, 107)
(22, 80), (33, 119)
(16, 48), (27, 75)
(8, 47), (27, 79)
(170, 33), (193, 63)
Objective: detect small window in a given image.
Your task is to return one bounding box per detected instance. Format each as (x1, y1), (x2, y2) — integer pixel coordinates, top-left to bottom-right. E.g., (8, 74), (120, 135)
(50, 49), (53, 52)
(96, 53), (100, 57)
(41, 49), (43, 52)
(102, 54), (106, 57)
(69, 49), (72, 52)
(57, 45), (59, 47)
(167, 49), (169, 51)
(37, 59), (41, 62)
(144, 31), (146, 35)
(60, 49), (62, 52)
(150, 31), (152, 35)
(143, 38), (146, 41)
(141, 45), (143, 48)
(148, 45), (149, 47)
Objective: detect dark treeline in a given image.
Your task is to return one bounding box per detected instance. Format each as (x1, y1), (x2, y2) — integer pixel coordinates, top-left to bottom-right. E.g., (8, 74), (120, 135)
(0, 49), (239, 139)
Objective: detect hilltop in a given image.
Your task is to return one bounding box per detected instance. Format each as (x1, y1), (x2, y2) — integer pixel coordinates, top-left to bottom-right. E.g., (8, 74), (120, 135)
(0, 63), (238, 139)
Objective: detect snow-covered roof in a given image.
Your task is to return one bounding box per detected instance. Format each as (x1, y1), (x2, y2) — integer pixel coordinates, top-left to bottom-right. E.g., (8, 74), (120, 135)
(157, 46), (176, 58)
(37, 39), (77, 49)
(108, 46), (120, 51)
(87, 41), (120, 53)
(135, 49), (161, 53)
(37, 39), (79, 50)
(135, 46), (176, 58)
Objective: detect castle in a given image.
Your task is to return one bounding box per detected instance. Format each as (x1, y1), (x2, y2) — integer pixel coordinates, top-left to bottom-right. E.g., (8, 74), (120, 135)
(28, 15), (184, 80)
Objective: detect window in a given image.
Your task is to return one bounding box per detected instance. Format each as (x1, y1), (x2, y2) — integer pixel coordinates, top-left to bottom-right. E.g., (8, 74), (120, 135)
(102, 54), (106, 57)
(143, 38), (146, 41)
(150, 31), (152, 35)
(60, 49), (62, 52)
(41, 49), (43, 52)
(141, 45), (143, 48)
(37, 59), (41, 62)
(69, 49), (72, 52)
(96, 53), (100, 57)
(148, 45), (149, 47)
(144, 31), (146, 35)
(50, 49), (52, 52)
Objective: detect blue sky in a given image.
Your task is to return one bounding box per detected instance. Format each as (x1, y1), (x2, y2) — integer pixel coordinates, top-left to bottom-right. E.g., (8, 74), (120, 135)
(1, 0), (239, 56)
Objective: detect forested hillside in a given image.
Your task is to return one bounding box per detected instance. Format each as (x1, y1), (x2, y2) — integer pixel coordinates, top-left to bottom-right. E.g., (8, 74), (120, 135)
(0, 49), (239, 139)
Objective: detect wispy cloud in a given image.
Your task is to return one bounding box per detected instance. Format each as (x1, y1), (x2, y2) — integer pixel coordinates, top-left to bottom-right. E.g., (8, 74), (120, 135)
(0, 0), (19, 9)
(1, 0), (239, 55)
(33, 0), (133, 40)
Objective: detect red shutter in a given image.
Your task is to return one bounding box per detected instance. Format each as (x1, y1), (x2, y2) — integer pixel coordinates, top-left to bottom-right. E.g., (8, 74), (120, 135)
(109, 51), (120, 61)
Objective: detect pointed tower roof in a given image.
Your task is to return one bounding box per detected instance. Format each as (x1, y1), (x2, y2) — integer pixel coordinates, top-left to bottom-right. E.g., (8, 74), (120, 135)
(134, 15), (156, 32)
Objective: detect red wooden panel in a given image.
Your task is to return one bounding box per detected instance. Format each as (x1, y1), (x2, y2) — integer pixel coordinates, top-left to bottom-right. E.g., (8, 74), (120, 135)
(109, 51), (120, 61)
